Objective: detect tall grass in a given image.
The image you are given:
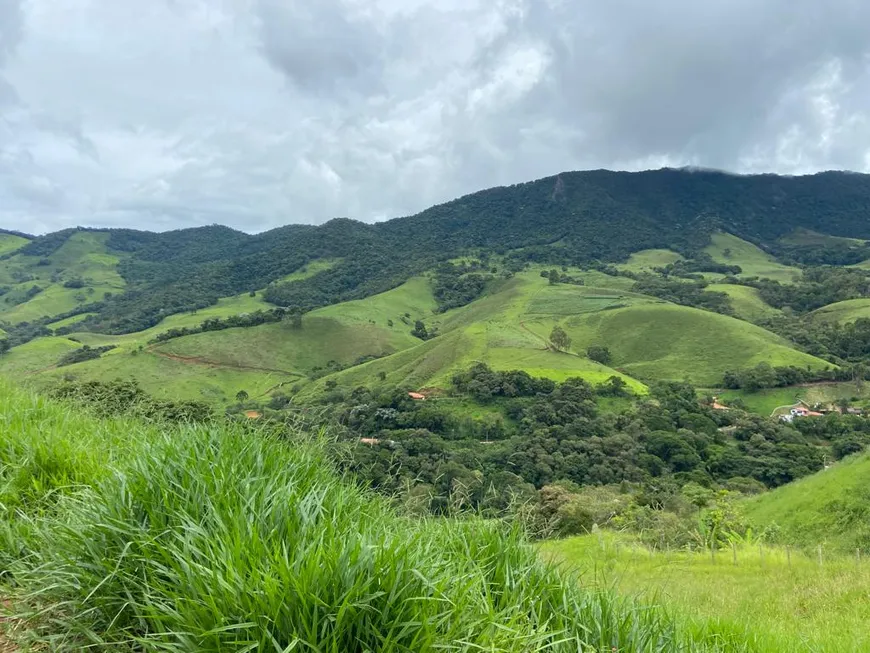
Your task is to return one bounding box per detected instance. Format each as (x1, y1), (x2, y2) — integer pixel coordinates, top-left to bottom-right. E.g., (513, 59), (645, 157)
(0, 382), (758, 651)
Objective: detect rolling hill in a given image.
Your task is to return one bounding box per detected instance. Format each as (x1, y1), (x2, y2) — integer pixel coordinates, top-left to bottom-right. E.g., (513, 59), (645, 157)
(745, 452), (870, 553)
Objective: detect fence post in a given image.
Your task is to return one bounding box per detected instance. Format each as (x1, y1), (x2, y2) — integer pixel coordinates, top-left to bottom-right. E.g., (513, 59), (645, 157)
(857, 548), (861, 567)
(786, 545), (792, 570)
(818, 544), (823, 567)
(759, 543), (764, 568)
(711, 541), (716, 564)
(732, 542), (737, 566)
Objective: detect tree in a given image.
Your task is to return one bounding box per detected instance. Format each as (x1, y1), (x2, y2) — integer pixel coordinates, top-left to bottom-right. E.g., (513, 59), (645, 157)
(411, 320), (429, 340)
(283, 308), (303, 329)
(0, 339), (9, 355)
(549, 325), (571, 352)
(235, 390), (249, 403)
(548, 269), (560, 285)
(586, 345), (612, 365)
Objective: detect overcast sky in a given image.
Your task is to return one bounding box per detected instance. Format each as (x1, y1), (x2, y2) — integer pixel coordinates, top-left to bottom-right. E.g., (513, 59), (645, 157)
(1, 0), (870, 234)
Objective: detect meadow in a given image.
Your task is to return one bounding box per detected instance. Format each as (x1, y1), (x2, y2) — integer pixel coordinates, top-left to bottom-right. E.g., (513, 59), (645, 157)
(704, 232), (801, 283)
(545, 533), (870, 653)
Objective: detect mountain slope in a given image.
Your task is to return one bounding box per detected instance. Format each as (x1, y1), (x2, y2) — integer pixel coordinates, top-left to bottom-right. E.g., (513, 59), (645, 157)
(9, 168), (870, 334)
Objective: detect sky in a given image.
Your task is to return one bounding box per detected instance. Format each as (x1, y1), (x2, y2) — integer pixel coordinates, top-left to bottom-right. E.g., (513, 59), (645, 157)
(1, 0), (870, 235)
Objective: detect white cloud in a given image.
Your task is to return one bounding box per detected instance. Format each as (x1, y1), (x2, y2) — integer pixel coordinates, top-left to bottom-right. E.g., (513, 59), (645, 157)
(0, 0), (869, 234)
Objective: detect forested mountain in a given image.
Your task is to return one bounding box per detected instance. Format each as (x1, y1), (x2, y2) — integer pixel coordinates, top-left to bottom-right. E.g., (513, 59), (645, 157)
(8, 168), (870, 335)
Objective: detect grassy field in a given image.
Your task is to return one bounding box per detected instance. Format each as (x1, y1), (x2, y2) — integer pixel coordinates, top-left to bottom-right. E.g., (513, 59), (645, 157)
(780, 228), (867, 247)
(524, 302), (829, 386)
(0, 380), (765, 651)
(813, 298), (870, 323)
(715, 382), (870, 416)
(706, 284), (781, 322)
(617, 248), (684, 273)
(745, 451), (870, 554)
(0, 233), (29, 256)
(705, 232), (801, 283)
(544, 533), (870, 652)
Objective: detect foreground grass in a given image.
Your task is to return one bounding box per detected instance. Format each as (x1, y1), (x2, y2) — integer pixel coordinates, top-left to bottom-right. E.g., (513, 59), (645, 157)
(544, 534), (870, 652)
(0, 381), (762, 651)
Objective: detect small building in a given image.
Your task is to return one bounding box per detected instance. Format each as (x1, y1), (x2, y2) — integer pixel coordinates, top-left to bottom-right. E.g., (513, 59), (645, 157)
(244, 410), (262, 420)
(408, 392), (426, 401)
(359, 438), (380, 446)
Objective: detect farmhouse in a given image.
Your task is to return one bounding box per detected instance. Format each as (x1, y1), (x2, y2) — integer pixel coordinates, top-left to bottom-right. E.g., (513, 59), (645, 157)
(408, 392), (426, 401)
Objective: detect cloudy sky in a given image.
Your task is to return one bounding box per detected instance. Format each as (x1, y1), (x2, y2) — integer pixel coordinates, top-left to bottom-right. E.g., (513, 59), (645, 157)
(1, 0), (870, 234)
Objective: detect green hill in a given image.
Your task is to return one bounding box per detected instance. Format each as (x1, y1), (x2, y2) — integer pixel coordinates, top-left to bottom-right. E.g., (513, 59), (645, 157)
(530, 302), (827, 386)
(746, 452), (870, 553)
(704, 232), (801, 283)
(813, 298), (870, 323)
(705, 284), (781, 321)
(0, 380), (759, 651)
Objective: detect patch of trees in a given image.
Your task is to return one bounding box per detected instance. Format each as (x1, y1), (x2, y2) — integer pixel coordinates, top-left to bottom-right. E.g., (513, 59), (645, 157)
(745, 267), (870, 314)
(776, 241), (870, 267)
(663, 253), (742, 277)
(49, 379), (211, 423)
(3, 285), (44, 307)
(17, 228), (77, 257)
(452, 363), (556, 400)
(631, 275), (733, 314)
(149, 308), (294, 344)
(432, 262), (492, 312)
(0, 339), (10, 355)
(540, 269), (585, 286)
(410, 320), (437, 341)
(57, 344), (117, 367)
(586, 345), (612, 365)
(63, 278), (86, 289)
(722, 363), (848, 391)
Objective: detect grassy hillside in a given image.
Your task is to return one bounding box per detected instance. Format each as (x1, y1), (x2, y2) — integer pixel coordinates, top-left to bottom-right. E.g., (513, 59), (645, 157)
(705, 232), (801, 283)
(813, 298), (870, 323)
(527, 302), (828, 386)
(0, 231), (126, 324)
(617, 248), (684, 273)
(8, 264), (831, 403)
(745, 452), (870, 553)
(706, 284), (781, 322)
(0, 233), (29, 256)
(0, 381), (757, 651)
(545, 533), (870, 653)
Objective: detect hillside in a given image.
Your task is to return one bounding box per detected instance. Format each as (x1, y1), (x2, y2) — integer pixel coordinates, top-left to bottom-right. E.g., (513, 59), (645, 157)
(0, 380), (759, 651)
(745, 452), (870, 552)
(5, 168), (870, 337)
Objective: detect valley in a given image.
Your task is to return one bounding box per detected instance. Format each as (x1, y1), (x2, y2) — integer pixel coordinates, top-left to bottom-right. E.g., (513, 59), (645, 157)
(5, 169), (870, 650)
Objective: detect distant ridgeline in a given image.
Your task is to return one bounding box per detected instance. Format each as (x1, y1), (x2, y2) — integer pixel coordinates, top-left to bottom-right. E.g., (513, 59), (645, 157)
(8, 168), (870, 335)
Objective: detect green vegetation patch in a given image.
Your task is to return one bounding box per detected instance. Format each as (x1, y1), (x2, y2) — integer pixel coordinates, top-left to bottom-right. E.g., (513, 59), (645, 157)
(746, 452), (870, 554)
(705, 232), (801, 284)
(0, 381), (748, 651)
(545, 533), (870, 653)
(0, 233), (29, 256)
(617, 248), (684, 273)
(706, 284), (781, 321)
(535, 303), (828, 386)
(813, 298), (870, 324)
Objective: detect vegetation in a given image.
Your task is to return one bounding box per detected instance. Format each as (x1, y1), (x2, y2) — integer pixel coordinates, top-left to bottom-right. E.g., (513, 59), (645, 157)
(546, 533), (870, 652)
(0, 380), (758, 652)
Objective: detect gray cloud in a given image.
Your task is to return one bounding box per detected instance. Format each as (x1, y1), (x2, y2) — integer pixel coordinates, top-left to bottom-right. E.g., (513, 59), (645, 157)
(1, 0), (870, 234)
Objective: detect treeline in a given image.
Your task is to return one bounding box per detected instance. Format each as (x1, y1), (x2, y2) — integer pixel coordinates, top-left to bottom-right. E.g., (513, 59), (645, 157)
(722, 363), (851, 391)
(149, 307), (300, 344)
(50, 379), (212, 423)
(631, 276), (733, 314)
(57, 344), (117, 367)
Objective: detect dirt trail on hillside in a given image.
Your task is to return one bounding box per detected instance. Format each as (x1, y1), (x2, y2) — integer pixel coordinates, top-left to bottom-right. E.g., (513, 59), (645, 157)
(149, 348), (302, 377)
(517, 321), (552, 351)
